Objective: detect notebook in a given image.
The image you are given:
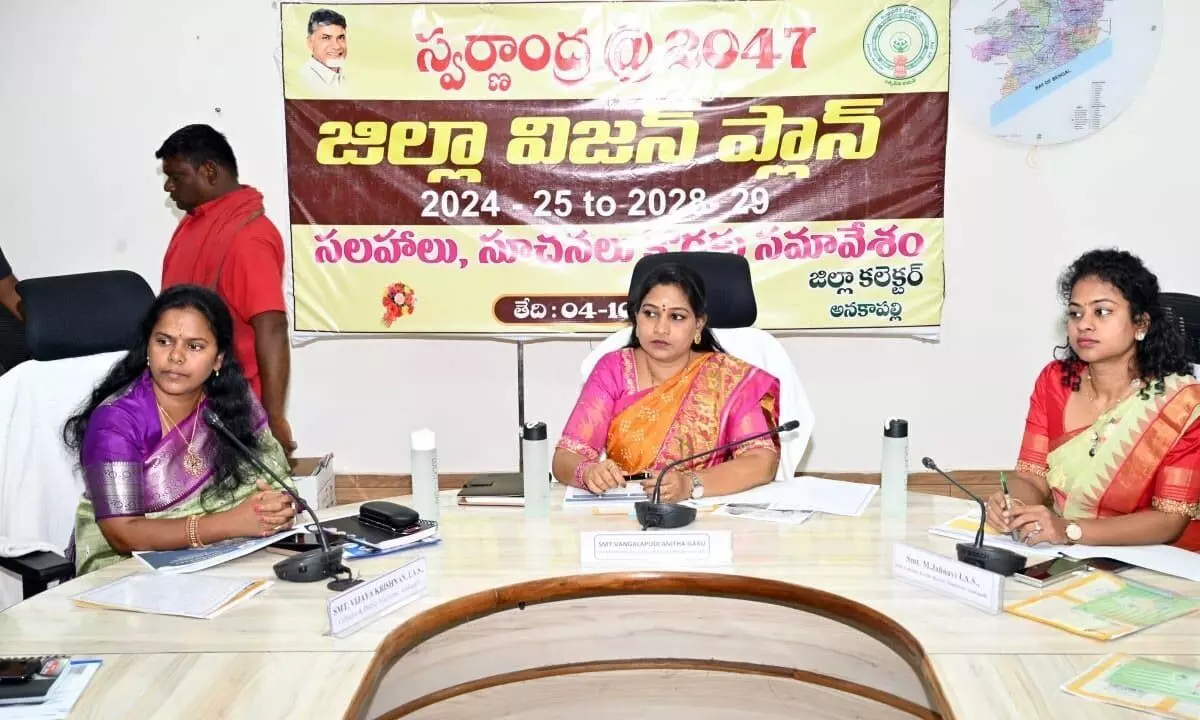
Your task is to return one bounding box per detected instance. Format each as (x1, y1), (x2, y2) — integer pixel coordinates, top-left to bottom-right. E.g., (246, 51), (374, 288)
(457, 473), (525, 506)
(0, 657), (68, 706)
(309, 516), (438, 551)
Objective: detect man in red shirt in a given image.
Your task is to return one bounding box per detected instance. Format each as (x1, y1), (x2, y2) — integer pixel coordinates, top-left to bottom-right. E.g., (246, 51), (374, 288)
(157, 124), (296, 455)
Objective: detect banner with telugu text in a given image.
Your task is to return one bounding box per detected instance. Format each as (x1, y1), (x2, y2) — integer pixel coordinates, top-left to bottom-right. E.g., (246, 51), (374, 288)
(281, 1), (949, 335)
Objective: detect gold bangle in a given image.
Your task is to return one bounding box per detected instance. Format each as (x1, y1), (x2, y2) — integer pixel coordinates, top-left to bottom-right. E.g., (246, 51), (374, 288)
(186, 515), (207, 548)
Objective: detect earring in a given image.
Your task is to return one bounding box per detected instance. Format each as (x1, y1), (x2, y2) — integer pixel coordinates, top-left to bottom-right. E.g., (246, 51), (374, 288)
(1136, 333), (1146, 341)
(215, 368), (221, 377)
(694, 332), (701, 344)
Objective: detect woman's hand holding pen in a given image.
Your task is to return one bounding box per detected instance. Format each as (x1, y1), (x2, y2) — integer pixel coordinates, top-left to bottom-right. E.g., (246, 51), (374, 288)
(984, 491), (1012, 533)
(583, 459), (626, 494)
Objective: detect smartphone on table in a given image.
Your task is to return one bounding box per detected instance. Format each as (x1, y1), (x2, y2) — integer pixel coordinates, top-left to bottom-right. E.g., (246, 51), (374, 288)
(1012, 557), (1090, 588)
(1085, 557), (1134, 574)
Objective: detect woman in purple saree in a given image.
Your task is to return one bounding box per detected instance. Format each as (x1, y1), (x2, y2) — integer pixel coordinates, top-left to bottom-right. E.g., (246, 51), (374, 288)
(65, 285), (295, 575)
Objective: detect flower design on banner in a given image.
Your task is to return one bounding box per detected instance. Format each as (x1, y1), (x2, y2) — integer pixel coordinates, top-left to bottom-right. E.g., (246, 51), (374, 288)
(382, 282), (416, 327)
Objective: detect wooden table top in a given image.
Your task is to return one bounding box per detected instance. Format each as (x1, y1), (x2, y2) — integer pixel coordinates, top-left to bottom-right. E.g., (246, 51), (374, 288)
(1, 487), (1195, 719)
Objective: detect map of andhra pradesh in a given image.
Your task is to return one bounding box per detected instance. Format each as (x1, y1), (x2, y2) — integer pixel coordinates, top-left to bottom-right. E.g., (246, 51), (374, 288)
(970, 0), (1109, 126)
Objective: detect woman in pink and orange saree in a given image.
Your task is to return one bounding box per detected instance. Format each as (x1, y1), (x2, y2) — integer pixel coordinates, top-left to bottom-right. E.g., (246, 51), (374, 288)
(986, 249), (1199, 551)
(64, 285), (297, 575)
(553, 263), (781, 503)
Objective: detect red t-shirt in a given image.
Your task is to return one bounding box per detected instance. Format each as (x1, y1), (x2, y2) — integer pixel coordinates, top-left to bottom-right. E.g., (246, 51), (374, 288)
(161, 186), (286, 399)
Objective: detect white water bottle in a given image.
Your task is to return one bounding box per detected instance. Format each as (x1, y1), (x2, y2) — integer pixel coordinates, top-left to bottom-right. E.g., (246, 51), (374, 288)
(522, 422), (551, 517)
(410, 428), (440, 523)
(880, 418), (909, 515)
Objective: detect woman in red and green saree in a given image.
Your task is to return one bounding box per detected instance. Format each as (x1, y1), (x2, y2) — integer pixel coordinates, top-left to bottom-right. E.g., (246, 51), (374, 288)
(64, 285), (297, 575)
(553, 263), (781, 503)
(986, 249), (1199, 550)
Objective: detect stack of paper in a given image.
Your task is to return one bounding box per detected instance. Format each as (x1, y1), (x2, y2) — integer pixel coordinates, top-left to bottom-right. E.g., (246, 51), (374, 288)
(564, 476), (878, 520)
(342, 536), (442, 561)
(1005, 571), (1199, 641)
(72, 574), (271, 619)
(1062, 653), (1200, 718)
(929, 512), (1200, 582)
(714, 503), (813, 525)
(563, 484), (647, 508)
(696, 476), (878, 517)
(133, 528), (302, 574)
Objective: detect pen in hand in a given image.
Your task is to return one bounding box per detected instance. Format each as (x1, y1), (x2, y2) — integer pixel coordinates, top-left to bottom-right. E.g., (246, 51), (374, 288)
(1000, 472), (1019, 541)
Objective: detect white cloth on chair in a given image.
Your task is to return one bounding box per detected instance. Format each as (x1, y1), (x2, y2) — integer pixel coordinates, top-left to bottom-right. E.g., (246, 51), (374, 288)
(0, 352), (122, 558)
(580, 328), (813, 482)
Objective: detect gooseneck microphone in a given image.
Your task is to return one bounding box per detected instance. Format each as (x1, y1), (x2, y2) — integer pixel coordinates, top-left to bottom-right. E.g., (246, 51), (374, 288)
(635, 420), (801, 531)
(921, 457), (1027, 576)
(204, 410), (361, 591)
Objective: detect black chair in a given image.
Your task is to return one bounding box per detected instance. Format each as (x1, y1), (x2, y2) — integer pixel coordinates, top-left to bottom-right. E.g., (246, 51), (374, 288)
(1161, 293), (1200, 366)
(628, 251), (757, 328)
(18, 269), (154, 361)
(0, 304), (29, 376)
(0, 270), (154, 600)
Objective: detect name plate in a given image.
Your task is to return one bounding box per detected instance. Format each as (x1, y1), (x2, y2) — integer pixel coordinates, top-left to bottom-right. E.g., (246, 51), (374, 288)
(891, 543), (1004, 614)
(326, 557), (428, 638)
(580, 531), (732, 567)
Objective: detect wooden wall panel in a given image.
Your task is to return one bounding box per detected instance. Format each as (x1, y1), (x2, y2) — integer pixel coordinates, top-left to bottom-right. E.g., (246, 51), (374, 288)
(333, 471), (1003, 505)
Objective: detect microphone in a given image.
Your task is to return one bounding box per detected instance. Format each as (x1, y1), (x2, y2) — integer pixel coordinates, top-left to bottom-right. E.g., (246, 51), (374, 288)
(204, 409), (361, 591)
(920, 457), (1027, 576)
(635, 420), (801, 531)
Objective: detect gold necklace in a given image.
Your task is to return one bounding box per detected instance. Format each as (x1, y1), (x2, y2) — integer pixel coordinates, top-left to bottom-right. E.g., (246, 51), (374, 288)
(158, 395), (206, 478)
(1085, 373), (1141, 457)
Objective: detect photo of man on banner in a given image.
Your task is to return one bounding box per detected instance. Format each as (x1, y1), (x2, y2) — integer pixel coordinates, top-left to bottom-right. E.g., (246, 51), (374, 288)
(301, 8), (349, 93)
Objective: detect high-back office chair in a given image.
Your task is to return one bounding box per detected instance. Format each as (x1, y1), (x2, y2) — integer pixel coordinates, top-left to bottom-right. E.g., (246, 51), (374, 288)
(1160, 293), (1200, 372)
(580, 252), (814, 482)
(0, 270), (154, 603)
(0, 305), (29, 376)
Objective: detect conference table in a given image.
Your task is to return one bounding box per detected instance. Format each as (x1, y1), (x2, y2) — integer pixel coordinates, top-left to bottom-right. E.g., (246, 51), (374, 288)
(0, 486), (1196, 719)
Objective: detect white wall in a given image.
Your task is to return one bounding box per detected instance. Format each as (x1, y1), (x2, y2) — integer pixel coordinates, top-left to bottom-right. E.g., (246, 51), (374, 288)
(1, 1), (1194, 475)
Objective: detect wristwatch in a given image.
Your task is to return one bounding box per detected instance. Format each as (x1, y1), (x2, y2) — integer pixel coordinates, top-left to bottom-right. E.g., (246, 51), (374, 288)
(688, 471), (705, 500)
(1065, 521), (1083, 544)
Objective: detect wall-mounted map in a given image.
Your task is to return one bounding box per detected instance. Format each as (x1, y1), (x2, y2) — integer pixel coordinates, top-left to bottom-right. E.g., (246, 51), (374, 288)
(951, 0), (1162, 145)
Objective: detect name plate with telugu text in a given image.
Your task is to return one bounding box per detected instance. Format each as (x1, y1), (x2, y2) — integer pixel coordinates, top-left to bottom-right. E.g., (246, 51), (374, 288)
(326, 557), (428, 638)
(580, 531), (732, 567)
(891, 543), (1005, 615)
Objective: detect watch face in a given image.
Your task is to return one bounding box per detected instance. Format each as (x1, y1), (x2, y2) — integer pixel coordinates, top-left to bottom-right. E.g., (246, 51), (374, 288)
(1066, 523), (1082, 541)
(690, 474), (704, 499)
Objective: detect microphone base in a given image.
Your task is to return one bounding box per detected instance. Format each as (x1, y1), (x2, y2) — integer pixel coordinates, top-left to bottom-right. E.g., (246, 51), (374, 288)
(956, 542), (1027, 576)
(635, 501), (697, 530)
(273, 548), (361, 591)
(327, 576), (363, 592)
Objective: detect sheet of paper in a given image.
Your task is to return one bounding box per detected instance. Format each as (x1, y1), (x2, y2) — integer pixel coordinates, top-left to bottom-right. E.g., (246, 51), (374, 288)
(695, 476), (877, 516)
(132, 528), (301, 574)
(930, 512), (1200, 582)
(72, 574), (270, 619)
(1109, 657), (1200, 703)
(1005, 572), (1199, 641)
(1074, 583), (1199, 628)
(1062, 654), (1200, 719)
(563, 484), (647, 507)
(714, 503), (813, 525)
(1061, 543), (1200, 583)
(928, 512), (1057, 556)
